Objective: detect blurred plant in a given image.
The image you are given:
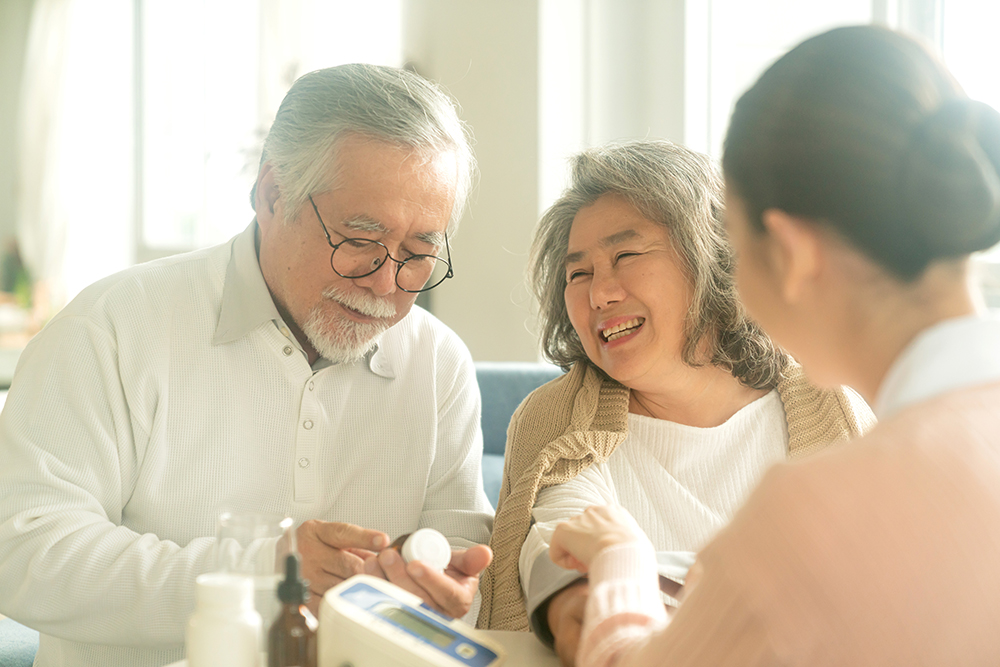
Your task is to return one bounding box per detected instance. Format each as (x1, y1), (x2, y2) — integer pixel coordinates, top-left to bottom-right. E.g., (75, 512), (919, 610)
(1, 238), (32, 309)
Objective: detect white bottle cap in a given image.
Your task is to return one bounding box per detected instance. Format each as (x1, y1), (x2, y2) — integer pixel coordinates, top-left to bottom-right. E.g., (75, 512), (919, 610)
(194, 573), (254, 610)
(400, 528), (452, 572)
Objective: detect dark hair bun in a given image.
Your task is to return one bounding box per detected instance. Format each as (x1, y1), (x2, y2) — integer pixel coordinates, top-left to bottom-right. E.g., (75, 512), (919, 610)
(901, 99), (1000, 258)
(724, 26), (1000, 281)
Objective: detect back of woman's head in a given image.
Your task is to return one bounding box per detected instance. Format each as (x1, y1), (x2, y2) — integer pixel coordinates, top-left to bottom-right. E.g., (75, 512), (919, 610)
(724, 25), (1000, 280)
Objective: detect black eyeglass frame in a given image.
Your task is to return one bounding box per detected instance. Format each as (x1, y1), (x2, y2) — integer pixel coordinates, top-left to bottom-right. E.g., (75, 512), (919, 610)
(308, 194), (454, 293)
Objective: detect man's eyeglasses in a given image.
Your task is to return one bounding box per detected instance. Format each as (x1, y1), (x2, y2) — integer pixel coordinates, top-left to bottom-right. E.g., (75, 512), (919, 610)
(309, 195), (454, 293)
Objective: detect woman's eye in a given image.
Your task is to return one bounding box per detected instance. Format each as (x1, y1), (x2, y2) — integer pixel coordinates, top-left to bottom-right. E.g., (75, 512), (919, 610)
(615, 252), (640, 263)
(567, 270), (590, 283)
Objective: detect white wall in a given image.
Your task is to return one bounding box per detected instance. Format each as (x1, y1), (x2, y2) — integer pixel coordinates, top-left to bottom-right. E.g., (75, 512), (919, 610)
(403, 0), (543, 362)
(401, 0), (697, 362)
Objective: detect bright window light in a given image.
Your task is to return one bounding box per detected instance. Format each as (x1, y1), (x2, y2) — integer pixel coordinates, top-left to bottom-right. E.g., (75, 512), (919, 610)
(941, 0), (1000, 264)
(705, 0), (873, 157)
(139, 0), (403, 254)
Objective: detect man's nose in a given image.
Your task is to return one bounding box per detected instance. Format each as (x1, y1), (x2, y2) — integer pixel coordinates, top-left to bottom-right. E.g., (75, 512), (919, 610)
(354, 257), (399, 297)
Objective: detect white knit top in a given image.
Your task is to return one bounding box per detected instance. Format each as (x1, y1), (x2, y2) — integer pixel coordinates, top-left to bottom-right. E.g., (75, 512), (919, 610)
(519, 389), (788, 612)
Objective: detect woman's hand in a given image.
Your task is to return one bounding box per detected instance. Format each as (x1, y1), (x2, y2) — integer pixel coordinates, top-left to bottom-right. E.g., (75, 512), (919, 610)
(549, 505), (650, 572)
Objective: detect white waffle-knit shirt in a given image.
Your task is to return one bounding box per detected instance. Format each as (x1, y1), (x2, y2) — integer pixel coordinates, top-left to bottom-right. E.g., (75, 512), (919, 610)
(0, 222), (493, 667)
(520, 389), (789, 613)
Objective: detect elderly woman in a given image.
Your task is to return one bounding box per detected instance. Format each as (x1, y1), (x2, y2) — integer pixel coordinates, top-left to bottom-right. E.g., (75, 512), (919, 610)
(476, 140), (874, 654)
(549, 26), (1000, 667)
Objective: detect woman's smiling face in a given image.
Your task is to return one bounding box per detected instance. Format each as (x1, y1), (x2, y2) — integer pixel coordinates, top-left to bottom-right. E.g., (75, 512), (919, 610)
(564, 193), (694, 390)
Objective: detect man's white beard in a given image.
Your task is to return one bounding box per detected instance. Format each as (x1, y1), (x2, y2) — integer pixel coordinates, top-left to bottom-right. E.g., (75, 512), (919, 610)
(301, 286), (397, 364)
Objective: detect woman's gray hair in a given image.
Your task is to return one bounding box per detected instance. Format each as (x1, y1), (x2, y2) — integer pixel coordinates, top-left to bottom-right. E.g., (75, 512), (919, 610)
(530, 140), (787, 390)
(251, 63), (475, 234)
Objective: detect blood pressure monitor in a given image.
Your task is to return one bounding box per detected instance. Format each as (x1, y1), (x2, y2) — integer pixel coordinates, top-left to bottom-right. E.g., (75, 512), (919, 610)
(319, 575), (506, 667)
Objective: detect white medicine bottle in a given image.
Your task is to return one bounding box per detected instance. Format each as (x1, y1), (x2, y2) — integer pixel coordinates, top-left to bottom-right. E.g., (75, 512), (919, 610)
(187, 572), (262, 667)
(388, 528), (452, 572)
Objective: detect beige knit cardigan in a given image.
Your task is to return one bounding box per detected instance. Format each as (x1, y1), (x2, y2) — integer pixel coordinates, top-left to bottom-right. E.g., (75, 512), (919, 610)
(477, 361), (876, 631)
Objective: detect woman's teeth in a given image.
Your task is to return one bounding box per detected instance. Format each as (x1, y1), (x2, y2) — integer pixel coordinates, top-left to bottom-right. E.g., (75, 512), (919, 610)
(602, 317), (644, 341)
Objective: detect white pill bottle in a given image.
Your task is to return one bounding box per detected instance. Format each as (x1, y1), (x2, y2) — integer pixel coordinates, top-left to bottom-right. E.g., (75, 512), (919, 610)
(389, 527), (453, 572)
(187, 573), (262, 667)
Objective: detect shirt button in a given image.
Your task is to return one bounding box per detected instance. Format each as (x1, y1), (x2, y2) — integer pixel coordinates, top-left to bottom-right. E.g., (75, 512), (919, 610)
(307, 381), (315, 391)
(303, 420), (314, 430)
(282, 345), (293, 356)
(298, 457), (310, 468)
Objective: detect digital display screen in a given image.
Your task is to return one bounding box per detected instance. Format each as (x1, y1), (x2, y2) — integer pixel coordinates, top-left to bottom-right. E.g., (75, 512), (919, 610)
(377, 604), (456, 648)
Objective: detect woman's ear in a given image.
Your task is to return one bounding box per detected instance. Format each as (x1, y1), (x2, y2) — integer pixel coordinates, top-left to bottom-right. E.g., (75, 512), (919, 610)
(760, 209), (823, 304)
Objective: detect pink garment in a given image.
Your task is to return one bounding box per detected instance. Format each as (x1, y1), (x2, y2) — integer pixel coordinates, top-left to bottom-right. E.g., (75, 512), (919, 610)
(576, 381), (1000, 666)
(578, 543), (667, 667)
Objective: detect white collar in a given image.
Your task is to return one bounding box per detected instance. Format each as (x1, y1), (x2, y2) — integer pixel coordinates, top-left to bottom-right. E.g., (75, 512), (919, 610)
(874, 314), (1000, 418)
(211, 221), (395, 378)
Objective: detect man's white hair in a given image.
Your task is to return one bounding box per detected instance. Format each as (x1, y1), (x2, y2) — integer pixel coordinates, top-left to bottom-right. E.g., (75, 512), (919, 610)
(251, 63), (476, 235)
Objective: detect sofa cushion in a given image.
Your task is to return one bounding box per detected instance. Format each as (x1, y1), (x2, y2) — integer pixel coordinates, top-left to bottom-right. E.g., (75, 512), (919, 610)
(0, 618), (39, 667)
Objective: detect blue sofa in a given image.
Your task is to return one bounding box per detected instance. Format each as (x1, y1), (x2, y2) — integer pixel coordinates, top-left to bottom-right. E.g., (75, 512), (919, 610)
(0, 361), (561, 664)
(474, 361), (563, 507)
(0, 617), (36, 667)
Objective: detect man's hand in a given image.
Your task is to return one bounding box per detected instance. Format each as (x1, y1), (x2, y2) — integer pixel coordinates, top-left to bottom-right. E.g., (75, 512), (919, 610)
(547, 579), (589, 667)
(550, 505), (650, 572)
(363, 543), (492, 619)
(297, 519), (389, 615)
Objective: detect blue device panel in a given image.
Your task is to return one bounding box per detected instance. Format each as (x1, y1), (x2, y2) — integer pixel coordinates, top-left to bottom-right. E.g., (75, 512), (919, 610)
(339, 582), (499, 667)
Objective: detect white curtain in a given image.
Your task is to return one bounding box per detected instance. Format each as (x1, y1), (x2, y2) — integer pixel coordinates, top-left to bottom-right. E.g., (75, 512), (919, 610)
(16, 0), (401, 314)
(16, 0), (133, 313)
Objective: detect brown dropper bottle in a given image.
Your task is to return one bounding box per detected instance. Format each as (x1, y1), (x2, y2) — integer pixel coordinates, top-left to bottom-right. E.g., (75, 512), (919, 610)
(268, 553), (317, 667)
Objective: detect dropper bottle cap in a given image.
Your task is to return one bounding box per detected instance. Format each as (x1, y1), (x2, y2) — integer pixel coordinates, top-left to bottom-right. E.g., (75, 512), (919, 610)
(276, 553), (310, 604)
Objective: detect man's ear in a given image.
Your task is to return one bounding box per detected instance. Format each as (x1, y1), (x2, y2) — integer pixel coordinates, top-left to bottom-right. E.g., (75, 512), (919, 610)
(759, 209), (822, 304)
(254, 163), (281, 223)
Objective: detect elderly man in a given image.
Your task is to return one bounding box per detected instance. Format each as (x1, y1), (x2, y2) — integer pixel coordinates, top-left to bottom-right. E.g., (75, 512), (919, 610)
(0, 64), (493, 667)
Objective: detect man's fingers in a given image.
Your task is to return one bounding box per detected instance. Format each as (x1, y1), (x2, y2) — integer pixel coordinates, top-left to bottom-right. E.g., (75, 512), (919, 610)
(377, 549), (433, 603)
(407, 561), (476, 618)
(343, 547), (378, 560)
(447, 544), (492, 577)
(311, 520), (389, 551)
(299, 537), (368, 594)
(363, 554), (387, 579)
(377, 548), (477, 618)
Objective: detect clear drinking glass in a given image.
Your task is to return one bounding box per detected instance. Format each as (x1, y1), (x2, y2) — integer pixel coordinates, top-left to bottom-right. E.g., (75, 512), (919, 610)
(213, 511), (296, 636)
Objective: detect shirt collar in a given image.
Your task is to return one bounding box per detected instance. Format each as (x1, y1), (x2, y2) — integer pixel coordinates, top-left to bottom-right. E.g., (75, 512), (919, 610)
(212, 220), (396, 379)
(874, 314), (1000, 419)
(213, 221), (281, 345)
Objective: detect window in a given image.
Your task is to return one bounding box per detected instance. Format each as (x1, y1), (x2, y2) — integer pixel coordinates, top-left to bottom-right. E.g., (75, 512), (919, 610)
(699, 0), (874, 157)
(939, 0), (1000, 283)
(136, 0), (403, 261)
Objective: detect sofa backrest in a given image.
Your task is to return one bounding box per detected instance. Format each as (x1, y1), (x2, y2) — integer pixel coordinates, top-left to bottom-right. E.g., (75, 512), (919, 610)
(475, 361), (563, 457)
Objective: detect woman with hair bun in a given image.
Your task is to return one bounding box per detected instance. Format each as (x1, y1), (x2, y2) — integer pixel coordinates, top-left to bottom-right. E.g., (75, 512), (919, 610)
(548, 25), (1000, 666)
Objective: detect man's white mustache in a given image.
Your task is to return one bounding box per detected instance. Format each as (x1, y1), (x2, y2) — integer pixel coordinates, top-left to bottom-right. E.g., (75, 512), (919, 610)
(323, 286), (396, 319)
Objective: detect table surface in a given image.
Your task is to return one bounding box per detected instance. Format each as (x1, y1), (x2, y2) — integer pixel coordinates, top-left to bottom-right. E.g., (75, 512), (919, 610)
(166, 629), (560, 666)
